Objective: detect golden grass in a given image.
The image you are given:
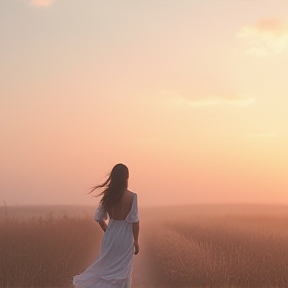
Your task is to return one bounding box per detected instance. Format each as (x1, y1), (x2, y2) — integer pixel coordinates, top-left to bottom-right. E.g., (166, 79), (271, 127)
(0, 207), (101, 287)
(2, 204), (288, 288)
(144, 212), (288, 288)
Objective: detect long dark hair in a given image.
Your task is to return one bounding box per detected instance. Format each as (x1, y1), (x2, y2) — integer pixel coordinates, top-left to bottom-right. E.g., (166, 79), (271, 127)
(90, 163), (129, 210)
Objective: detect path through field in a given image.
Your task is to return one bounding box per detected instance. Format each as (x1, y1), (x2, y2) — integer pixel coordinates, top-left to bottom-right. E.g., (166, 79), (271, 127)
(128, 221), (155, 288)
(131, 234), (151, 288)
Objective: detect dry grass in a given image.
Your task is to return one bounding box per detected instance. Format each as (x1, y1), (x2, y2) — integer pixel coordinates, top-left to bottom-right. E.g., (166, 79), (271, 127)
(0, 207), (101, 288)
(144, 211), (288, 288)
(2, 204), (288, 288)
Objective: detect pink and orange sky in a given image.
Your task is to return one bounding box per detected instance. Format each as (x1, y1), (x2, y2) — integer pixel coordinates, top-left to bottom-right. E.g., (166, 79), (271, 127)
(1, 0), (288, 206)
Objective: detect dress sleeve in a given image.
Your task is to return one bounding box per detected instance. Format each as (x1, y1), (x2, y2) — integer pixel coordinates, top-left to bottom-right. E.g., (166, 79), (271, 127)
(126, 193), (139, 223)
(94, 203), (108, 222)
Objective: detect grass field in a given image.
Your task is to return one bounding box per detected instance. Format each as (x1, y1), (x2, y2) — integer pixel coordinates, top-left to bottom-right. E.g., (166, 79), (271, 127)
(1, 204), (288, 288)
(144, 214), (288, 287)
(0, 206), (101, 287)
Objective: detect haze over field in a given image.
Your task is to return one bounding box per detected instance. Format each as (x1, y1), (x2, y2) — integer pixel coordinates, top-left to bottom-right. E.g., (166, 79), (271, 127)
(1, 0), (288, 206)
(2, 205), (288, 287)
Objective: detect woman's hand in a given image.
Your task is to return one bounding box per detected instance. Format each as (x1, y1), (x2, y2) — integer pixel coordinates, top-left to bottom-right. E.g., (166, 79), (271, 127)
(134, 241), (139, 255)
(132, 221), (139, 254)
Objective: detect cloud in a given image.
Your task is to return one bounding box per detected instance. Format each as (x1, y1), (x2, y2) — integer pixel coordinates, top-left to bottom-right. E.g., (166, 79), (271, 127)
(160, 90), (255, 108)
(29, 0), (53, 7)
(237, 18), (288, 57)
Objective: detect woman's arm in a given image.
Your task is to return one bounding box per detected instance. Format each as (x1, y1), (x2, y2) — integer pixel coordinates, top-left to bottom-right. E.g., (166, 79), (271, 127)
(98, 220), (108, 232)
(132, 221), (140, 255)
(94, 203), (108, 232)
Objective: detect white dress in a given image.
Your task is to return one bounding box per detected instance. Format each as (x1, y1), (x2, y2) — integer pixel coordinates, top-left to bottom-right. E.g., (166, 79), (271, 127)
(73, 193), (139, 288)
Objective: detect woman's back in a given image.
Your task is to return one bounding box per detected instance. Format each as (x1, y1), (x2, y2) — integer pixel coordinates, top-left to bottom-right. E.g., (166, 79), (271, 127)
(73, 164), (139, 288)
(107, 190), (134, 220)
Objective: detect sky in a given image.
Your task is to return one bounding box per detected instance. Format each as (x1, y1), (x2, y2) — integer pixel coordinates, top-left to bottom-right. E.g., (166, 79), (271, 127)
(1, 0), (288, 207)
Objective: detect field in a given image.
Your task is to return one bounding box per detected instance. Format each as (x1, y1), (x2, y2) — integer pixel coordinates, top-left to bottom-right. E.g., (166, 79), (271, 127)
(143, 205), (288, 288)
(1, 204), (288, 288)
(0, 205), (101, 287)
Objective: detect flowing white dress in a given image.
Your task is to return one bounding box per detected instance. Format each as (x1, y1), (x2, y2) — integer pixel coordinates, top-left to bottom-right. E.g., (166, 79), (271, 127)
(73, 193), (139, 288)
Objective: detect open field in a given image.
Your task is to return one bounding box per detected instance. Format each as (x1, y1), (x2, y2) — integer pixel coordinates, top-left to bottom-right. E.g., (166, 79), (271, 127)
(0, 206), (101, 287)
(1, 204), (288, 287)
(143, 208), (288, 288)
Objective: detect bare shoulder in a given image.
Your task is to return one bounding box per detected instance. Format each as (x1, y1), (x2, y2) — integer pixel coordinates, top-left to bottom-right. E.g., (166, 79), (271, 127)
(123, 190), (137, 203)
(121, 190), (135, 203)
(127, 190), (137, 197)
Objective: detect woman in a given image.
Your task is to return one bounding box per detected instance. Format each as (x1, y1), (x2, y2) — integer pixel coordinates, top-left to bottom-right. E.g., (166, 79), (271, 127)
(73, 163), (140, 288)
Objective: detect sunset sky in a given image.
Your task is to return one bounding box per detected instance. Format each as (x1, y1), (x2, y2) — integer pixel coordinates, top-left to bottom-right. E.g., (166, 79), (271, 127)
(1, 0), (288, 207)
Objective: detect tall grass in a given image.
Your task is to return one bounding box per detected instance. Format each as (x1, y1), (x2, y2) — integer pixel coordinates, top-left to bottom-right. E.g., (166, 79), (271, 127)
(145, 214), (288, 288)
(0, 211), (101, 287)
(2, 205), (288, 288)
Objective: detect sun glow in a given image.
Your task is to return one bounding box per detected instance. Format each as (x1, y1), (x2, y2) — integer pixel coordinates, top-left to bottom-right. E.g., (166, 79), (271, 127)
(1, 0), (288, 206)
